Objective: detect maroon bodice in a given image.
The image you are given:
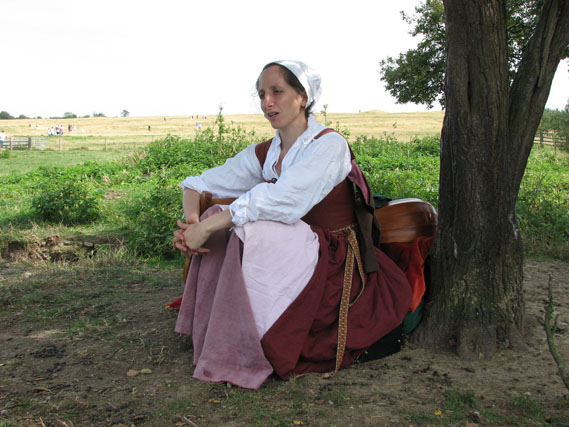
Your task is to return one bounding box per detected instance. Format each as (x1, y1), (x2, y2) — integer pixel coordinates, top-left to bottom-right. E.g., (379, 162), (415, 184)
(301, 179), (356, 229)
(254, 134), (356, 230)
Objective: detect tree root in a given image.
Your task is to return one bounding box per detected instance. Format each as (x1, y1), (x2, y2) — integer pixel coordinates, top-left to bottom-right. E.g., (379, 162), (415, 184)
(544, 274), (569, 391)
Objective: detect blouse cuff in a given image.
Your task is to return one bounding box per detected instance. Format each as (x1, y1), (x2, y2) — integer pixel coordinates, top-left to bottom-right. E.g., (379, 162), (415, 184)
(229, 193), (251, 227)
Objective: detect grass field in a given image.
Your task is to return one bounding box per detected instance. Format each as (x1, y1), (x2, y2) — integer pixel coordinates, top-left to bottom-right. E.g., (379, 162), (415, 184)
(0, 110), (445, 149)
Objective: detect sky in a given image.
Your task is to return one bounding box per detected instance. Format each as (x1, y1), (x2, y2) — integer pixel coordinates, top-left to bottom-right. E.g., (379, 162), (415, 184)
(2, 0), (568, 118)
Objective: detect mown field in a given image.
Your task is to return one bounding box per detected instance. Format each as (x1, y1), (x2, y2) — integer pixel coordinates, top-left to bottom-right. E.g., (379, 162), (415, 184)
(0, 110), (444, 155)
(1, 113), (568, 426)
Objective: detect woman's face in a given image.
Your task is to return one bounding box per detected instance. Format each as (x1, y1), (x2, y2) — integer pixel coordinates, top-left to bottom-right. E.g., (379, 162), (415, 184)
(257, 66), (307, 131)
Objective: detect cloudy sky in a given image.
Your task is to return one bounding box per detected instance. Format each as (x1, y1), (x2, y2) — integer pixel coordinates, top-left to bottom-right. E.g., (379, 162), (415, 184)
(2, 0), (568, 118)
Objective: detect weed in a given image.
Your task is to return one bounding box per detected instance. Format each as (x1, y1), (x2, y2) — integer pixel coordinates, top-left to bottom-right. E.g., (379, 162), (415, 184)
(323, 385), (350, 406)
(442, 388), (477, 411)
(124, 175), (182, 259)
(31, 180), (101, 225)
(510, 393), (546, 420)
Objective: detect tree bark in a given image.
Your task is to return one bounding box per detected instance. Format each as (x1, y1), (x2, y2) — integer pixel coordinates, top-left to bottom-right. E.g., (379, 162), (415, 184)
(413, 0), (569, 361)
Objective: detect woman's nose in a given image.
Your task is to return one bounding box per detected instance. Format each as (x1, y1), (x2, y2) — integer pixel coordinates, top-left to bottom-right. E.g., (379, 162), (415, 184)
(263, 94), (273, 107)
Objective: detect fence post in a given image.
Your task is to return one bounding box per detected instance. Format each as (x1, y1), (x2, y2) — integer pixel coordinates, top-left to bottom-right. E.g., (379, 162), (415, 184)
(28, 137), (32, 150)
(9, 136), (13, 151)
(539, 130), (544, 148)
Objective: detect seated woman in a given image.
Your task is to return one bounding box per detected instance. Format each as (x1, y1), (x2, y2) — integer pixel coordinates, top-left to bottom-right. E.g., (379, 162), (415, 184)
(173, 60), (412, 389)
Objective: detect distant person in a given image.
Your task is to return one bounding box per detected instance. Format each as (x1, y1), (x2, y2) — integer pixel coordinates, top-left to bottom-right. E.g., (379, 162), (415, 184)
(0, 130), (6, 146)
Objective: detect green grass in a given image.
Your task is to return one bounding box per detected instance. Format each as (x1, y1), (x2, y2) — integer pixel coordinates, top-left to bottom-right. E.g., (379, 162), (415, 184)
(151, 379), (313, 426)
(401, 388), (561, 426)
(0, 148), (135, 177)
(510, 393), (547, 421)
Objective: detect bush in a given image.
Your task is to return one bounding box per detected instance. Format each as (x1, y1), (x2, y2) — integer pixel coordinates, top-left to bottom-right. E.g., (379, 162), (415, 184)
(124, 177), (183, 259)
(352, 135), (440, 205)
(31, 180), (101, 225)
(137, 126), (254, 178)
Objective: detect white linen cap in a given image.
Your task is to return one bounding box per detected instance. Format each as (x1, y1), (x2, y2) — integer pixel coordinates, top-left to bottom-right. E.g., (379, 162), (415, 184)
(272, 60), (322, 109)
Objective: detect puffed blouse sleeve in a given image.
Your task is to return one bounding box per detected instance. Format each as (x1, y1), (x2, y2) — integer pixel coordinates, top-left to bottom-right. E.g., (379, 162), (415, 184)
(229, 132), (352, 226)
(180, 144), (263, 198)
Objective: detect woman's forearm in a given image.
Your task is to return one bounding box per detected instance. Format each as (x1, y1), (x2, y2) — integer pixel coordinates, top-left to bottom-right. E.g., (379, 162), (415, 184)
(182, 188), (201, 223)
(180, 208), (234, 252)
(201, 208), (234, 234)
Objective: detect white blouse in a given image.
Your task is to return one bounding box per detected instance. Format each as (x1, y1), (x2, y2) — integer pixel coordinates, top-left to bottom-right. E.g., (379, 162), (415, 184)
(180, 116), (352, 227)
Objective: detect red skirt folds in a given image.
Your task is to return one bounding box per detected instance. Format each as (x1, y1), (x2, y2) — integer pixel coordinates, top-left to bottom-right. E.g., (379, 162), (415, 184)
(261, 227), (412, 379)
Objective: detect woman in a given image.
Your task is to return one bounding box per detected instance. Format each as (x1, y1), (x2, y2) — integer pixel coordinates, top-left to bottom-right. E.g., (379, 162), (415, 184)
(173, 60), (412, 389)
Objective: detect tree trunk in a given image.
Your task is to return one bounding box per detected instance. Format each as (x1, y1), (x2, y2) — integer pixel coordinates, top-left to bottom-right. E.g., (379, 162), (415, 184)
(413, 0), (569, 361)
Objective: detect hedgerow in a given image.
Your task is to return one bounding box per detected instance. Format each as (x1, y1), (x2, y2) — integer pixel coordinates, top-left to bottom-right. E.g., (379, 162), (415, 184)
(1, 120), (567, 260)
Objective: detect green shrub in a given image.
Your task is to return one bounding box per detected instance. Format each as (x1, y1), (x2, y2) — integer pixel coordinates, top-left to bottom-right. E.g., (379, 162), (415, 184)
(352, 135), (440, 206)
(31, 180), (101, 225)
(137, 127), (254, 178)
(124, 177), (183, 259)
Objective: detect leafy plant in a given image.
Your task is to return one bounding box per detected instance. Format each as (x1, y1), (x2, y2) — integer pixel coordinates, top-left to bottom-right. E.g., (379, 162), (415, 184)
(31, 180), (101, 225)
(124, 176), (183, 259)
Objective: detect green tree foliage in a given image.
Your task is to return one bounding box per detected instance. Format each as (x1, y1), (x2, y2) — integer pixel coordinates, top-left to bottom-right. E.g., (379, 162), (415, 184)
(380, 0), (446, 108)
(379, 0), (569, 109)
(121, 110), (130, 117)
(0, 111), (14, 120)
(63, 112), (77, 119)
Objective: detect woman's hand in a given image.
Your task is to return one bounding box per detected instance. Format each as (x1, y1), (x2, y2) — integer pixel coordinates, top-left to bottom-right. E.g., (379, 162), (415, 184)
(174, 219), (211, 256)
(180, 219), (212, 255)
(173, 208), (233, 256)
(173, 221), (189, 254)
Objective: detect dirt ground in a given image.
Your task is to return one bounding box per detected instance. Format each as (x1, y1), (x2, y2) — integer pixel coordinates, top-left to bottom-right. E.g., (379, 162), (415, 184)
(0, 254), (568, 426)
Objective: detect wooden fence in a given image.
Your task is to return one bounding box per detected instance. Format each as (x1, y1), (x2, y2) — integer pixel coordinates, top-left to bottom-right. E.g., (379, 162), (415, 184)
(1, 132), (566, 153)
(534, 131), (567, 152)
(0, 136), (47, 150)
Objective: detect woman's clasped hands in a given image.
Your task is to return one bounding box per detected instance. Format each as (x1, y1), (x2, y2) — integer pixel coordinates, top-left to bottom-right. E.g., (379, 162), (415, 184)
(173, 219), (212, 256)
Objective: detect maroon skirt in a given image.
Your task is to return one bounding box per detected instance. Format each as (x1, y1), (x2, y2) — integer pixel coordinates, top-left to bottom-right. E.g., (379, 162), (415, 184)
(261, 227), (412, 379)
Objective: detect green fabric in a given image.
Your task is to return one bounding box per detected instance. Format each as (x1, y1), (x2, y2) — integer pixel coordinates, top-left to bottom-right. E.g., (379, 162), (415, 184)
(402, 299), (424, 335)
(373, 193), (392, 209)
